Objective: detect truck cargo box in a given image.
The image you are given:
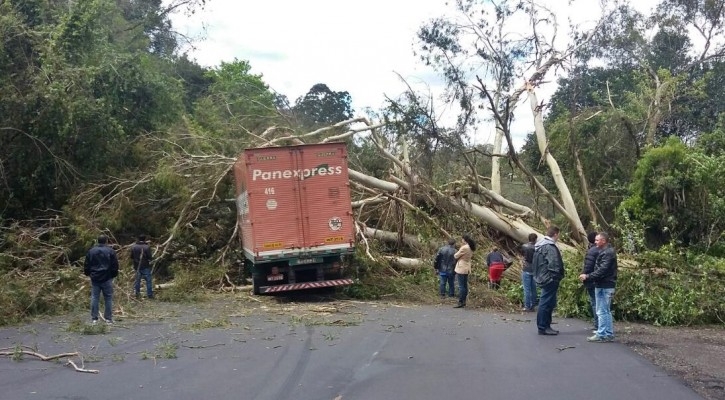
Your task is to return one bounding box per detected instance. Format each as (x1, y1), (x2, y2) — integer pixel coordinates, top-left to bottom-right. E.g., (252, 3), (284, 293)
(233, 143), (355, 263)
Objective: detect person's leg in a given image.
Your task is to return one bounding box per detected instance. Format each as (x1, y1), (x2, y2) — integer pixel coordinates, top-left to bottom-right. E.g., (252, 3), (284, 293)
(143, 269), (153, 298)
(587, 286), (598, 329)
(101, 279), (114, 322)
(447, 273), (456, 297)
(457, 274), (468, 306)
(536, 280), (559, 331)
(90, 282), (101, 321)
(134, 269), (142, 296)
(595, 288), (615, 338)
(438, 273), (446, 297)
(522, 272), (535, 310)
(522, 271), (530, 309)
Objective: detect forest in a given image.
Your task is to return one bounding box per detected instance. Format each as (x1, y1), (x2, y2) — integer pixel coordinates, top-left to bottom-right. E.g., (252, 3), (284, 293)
(0, 0), (724, 327)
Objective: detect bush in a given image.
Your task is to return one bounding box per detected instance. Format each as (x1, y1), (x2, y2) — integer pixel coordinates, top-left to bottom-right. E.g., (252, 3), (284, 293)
(554, 246), (725, 326)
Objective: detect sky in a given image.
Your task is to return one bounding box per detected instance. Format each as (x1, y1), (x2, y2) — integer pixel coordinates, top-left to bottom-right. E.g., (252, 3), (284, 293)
(170, 0), (660, 148)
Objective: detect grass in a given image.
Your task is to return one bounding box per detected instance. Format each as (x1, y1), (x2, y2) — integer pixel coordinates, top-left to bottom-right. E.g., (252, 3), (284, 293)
(185, 317), (231, 331)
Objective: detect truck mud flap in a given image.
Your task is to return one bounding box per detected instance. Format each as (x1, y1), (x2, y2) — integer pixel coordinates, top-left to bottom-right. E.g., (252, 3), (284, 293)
(260, 278), (354, 294)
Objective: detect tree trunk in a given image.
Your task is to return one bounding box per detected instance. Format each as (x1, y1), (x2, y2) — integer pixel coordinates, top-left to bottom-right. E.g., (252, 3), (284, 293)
(528, 85), (587, 242)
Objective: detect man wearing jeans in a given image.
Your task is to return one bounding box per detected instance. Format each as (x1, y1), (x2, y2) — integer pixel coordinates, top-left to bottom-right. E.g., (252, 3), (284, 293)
(532, 226), (564, 335)
(582, 232), (600, 331)
(84, 235), (119, 324)
(520, 233), (538, 311)
(579, 232), (618, 342)
(131, 235), (154, 299)
(434, 238), (457, 298)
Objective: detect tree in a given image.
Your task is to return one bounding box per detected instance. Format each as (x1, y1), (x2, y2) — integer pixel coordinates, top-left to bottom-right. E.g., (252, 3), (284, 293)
(292, 84), (353, 128)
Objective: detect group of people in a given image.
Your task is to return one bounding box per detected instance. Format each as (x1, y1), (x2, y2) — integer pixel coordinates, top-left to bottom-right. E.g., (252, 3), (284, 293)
(433, 225), (619, 342)
(83, 234), (155, 324)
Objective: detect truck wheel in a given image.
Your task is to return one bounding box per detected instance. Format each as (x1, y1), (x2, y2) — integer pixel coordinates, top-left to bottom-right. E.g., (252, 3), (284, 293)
(252, 274), (264, 295)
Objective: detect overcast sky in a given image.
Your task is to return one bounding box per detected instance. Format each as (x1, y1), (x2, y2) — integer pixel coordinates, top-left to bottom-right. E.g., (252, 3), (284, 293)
(171, 0), (659, 148)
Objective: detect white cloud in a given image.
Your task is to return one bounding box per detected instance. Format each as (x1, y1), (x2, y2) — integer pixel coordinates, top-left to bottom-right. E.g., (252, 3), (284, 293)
(172, 0), (449, 110)
(170, 0), (660, 149)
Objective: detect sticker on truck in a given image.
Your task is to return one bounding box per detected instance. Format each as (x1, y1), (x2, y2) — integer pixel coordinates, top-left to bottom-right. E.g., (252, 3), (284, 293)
(324, 236), (345, 243)
(263, 242), (283, 249)
(328, 217), (342, 231)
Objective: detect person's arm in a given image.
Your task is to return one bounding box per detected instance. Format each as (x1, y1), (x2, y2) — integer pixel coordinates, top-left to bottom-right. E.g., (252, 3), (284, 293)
(434, 250), (442, 270)
(145, 245), (153, 262)
(587, 249), (614, 281)
(454, 246), (465, 260)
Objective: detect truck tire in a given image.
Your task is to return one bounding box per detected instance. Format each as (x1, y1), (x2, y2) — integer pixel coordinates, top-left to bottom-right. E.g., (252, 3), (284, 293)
(252, 273), (264, 295)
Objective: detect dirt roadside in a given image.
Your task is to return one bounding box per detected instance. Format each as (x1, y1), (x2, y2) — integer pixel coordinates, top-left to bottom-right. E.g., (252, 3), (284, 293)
(616, 323), (725, 400)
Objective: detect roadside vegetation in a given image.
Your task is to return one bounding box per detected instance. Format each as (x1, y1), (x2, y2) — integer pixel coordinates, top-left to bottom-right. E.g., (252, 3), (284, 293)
(1, 0), (724, 329)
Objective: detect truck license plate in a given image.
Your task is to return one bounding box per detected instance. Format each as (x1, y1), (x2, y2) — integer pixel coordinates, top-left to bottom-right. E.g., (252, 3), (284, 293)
(267, 274), (284, 281)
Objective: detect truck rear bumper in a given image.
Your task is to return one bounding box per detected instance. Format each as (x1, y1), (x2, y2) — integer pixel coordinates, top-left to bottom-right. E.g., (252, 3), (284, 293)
(259, 278), (354, 294)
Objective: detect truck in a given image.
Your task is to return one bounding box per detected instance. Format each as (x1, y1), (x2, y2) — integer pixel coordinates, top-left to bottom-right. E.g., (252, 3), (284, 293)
(232, 142), (355, 294)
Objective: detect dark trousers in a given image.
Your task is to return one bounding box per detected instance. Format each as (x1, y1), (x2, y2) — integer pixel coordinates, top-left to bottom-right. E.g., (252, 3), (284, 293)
(457, 274), (469, 306)
(537, 280), (560, 331)
(586, 286), (598, 329)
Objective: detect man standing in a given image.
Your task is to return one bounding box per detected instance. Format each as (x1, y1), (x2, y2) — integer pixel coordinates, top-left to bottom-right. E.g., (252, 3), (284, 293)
(533, 226), (564, 335)
(520, 233), (538, 311)
(434, 238), (457, 298)
(579, 232), (618, 342)
(582, 232), (600, 331)
(131, 235), (154, 299)
(84, 235), (119, 324)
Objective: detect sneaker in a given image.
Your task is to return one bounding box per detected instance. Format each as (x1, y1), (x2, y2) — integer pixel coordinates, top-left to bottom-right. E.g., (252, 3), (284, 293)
(587, 334), (613, 343)
(106, 320), (113, 325)
(91, 320), (98, 325)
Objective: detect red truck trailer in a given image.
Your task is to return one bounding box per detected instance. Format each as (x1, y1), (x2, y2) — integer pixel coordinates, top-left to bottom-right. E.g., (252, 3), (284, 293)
(233, 142), (355, 294)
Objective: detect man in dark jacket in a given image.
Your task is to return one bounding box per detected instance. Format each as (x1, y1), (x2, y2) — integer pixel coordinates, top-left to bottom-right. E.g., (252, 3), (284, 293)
(131, 235), (154, 299)
(520, 233), (538, 311)
(579, 232), (618, 342)
(532, 226), (564, 335)
(582, 232), (600, 331)
(434, 238), (457, 297)
(84, 235), (119, 324)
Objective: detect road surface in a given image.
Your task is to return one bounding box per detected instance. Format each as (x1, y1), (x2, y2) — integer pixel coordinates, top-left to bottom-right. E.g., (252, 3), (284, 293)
(0, 297), (704, 400)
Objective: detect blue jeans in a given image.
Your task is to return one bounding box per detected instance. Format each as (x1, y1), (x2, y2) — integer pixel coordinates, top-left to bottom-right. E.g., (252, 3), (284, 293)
(521, 271), (537, 309)
(595, 288), (615, 338)
(536, 280), (560, 331)
(457, 274), (468, 305)
(439, 272), (455, 296)
(91, 279), (114, 321)
(134, 268), (154, 297)
(586, 286), (598, 329)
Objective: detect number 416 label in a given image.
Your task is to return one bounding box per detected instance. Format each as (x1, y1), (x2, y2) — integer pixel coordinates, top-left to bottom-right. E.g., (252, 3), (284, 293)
(264, 187), (275, 195)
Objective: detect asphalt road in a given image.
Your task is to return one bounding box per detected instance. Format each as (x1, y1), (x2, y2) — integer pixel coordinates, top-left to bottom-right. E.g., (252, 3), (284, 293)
(0, 298), (704, 400)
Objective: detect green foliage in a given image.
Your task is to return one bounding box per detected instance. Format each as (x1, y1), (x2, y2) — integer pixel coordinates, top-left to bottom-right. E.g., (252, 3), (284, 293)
(66, 318), (109, 335)
(553, 246), (725, 326)
(193, 59), (278, 140)
(292, 83), (353, 128)
(619, 137), (725, 250)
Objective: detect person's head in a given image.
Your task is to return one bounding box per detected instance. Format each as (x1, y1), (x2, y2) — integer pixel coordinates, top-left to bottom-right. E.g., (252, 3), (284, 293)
(138, 234), (147, 242)
(545, 226), (560, 241)
(491, 247), (499, 253)
(528, 233), (537, 243)
(97, 235), (108, 245)
(595, 232), (609, 249)
(587, 231), (597, 245)
(447, 238), (456, 246)
(462, 234), (476, 252)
